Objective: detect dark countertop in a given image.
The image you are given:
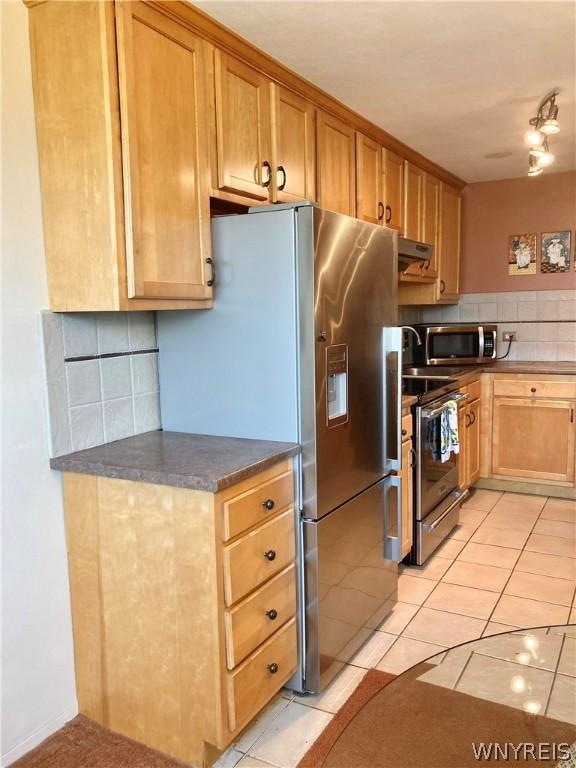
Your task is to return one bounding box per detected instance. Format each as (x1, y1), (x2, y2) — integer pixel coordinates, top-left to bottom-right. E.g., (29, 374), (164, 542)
(485, 361), (576, 375)
(50, 431), (300, 492)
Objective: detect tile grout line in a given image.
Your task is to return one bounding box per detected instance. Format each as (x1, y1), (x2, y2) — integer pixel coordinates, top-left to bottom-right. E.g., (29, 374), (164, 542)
(544, 632), (566, 718)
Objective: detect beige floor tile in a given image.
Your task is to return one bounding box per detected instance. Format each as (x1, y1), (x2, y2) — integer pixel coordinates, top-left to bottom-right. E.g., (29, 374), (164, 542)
(500, 492), (548, 512)
(491, 594), (570, 629)
(417, 645), (472, 689)
(428, 650), (447, 665)
(515, 550), (576, 580)
(236, 757), (276, 768)
(447, 523), (478, 542)
(482, 508), (539, 533)
(533, 519), (576, 540)
(301, 664), (366, 713)
(525, 534), (576, 558)
(247, 702), (333, 768)
(424, 582), (499, 619)
(470, 525), (530, 550)
(233, 696), (289, 753)
(459, 508), (490, 527)
(546, 675), (576, 724)
(349, 631), (397, 669)
(458, 542), (521, 569)
(456, 653), (554, 715)
(474, 631), (564, 671)
(558, 637), (576, 677)
(403, 607), (486, 647)
(442, 560), (512, 592)
(483, 622), (519, 637)
(397, 574), (437, 605)
(214, 749), (244, 768)
(461, 489), (502, 512)
(540, 498), (576, 523)
(434, 537), (467, 560)
(402, 556), (452, 581)
(571, 608), (576, 624)
(549, 625), (576, 638)
(505, 571), (576, 607)
(375, 601), (419, 635)
(375, 636), (446, 675)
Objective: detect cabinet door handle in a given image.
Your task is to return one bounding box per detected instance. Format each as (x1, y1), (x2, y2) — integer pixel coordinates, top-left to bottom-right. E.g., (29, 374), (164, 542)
(530, 387), (537, 394)
(385, 204), (392, 223)
(378, 202), (385, 222)
(262, 499), (275, 511)
(264, 550), (276, 561)
(261, 160), (272, 188)
(440, 279), (446, 294)
(423, 259), (430, 271)
(401, 428), (407, 437)
(571, 409), (574, 424)
(265, 609), (278, 620)
(277, 165), (287, 191)
(206, 257), (215, 287)
(465, 413), (471, 427)
(409, 447), (417, 468)
(267, 663), (279, 674)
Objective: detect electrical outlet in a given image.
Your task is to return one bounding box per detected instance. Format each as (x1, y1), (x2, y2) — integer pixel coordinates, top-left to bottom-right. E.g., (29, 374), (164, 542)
(502, 331), (517, 342)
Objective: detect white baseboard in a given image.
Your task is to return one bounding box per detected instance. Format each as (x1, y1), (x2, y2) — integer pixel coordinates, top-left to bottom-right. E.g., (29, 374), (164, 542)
(1, 704), (78, 767)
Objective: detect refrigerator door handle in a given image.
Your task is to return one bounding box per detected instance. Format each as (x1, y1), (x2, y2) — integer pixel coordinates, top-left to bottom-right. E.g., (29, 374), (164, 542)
(383, 327), (403, 472)
(383, 474), (402, 562)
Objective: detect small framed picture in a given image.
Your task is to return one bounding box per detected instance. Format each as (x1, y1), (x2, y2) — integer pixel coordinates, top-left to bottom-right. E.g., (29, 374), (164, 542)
(541, 231), (571, 273)
(508, 233), (537, 276)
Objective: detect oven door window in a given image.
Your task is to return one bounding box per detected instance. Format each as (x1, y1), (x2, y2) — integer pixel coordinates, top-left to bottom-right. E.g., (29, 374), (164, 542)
(429, 332), (479, 360)
(419, 409), (459, 518)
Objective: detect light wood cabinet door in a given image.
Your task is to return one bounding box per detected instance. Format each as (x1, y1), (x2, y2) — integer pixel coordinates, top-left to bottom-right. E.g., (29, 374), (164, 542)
(382, 149), (404, 232)
(437, 183), (461, 301)
(421, 173), (440, 278)
(316, 111), (356, 216)
(403, 161), (424, 242)
(214, 51), (272, 201)
(271, 84), (315, 203)
(116, 3), (212, 301)
(355, 133), (383, 224)
(467, 400), (481, 486)
(401, 438), (414, 559)
(492, 397), (576, 483)
(458, 401), (469, 490)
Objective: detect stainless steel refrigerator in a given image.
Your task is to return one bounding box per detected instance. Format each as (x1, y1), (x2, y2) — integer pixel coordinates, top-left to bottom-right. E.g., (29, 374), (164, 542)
(158, 203), (403, 693)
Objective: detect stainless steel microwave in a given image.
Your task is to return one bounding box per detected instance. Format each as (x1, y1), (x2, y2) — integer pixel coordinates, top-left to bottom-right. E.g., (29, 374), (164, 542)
(412, 324), (497, 365)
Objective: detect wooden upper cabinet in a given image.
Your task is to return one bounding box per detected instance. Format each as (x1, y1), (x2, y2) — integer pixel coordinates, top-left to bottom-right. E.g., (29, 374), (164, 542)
(382, 149), (404, 232)
(316, 111), (356, 216)
(403, 161), (424, 241)
(355, 133), (383, 224)
(437, 183), (461, 301)
(213, 51), (272, 201)
(116, 3), (212, 301)
(271, 84), (316, 204)
(421, 173), (441, 277)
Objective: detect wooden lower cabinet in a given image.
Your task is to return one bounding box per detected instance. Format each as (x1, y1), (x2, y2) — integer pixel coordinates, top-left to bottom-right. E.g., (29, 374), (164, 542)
(62, 459), (297, 766)
(458, 383), (481, 490)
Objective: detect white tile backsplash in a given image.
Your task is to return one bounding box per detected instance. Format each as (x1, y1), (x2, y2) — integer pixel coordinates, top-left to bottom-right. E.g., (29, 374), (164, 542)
(41, 311), (161, 457)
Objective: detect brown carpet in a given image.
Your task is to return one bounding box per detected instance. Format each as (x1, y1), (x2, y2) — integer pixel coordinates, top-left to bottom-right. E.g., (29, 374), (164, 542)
(11, 715), (187, 768)
(299, 665), (576, 768)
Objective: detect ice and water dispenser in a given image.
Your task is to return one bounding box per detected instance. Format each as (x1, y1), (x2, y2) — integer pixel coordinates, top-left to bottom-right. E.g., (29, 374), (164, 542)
(326, 344), (348, 427)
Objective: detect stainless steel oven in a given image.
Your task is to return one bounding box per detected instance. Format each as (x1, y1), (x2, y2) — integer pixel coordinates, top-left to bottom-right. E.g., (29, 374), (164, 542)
(412, 324), (497, 366)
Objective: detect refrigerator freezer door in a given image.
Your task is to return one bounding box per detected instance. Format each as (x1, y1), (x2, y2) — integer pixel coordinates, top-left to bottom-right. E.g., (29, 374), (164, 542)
(301, 478), (398, 693)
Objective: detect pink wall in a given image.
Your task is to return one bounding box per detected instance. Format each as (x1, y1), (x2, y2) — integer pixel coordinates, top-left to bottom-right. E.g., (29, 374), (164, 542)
(460, 171), (576, 294)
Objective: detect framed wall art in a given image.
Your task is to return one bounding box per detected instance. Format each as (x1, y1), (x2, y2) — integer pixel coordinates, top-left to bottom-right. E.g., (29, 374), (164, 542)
(508, 233), (537, 276)
(541, 231), (571, 273)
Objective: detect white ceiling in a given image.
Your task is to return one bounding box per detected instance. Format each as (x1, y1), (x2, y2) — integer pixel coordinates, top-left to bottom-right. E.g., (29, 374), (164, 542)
(194, 0), (576, 183)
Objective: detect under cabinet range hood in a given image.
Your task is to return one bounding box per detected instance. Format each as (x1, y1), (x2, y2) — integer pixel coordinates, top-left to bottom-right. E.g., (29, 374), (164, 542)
(398, 237), (433, 271)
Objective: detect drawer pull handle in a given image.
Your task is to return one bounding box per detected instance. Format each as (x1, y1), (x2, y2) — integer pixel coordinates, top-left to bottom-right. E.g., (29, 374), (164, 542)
(267, 663), (279, 674)
(263, 499), (275, 511)
(264, 550), (276, 561)
(530, 387), (537, 393)
(401, 428), (407, 437)
(266, 609), (278, 620)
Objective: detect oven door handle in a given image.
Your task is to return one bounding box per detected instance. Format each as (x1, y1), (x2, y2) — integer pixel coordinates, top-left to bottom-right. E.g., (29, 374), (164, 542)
(382, 327), (403, 472)
(421, 392), (469, 419)
(422, 490), (470, 532)
(383, 474), (402, 562)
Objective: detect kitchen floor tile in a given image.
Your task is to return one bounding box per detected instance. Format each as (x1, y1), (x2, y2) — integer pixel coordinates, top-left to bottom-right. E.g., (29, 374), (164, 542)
(499, 493), (548, 513)
(470, 525), (530, 549)
(491, 595), (570, 629)
(300, 664), (366, 712)
(456, 653), (554, 715)
(515, 550), (576, 580)
(397, 574), (437, 605)
(375, 636), (446, 675)
(442, 560), (511, 593)
(246, 702), (333, 768)
(474, 631), (564, 671)
(349, 631), (397, 669)
(375, 601), (419, 635)
(424, 582), (499, 619)
(434, 538), (467, 560)
(549, 625), (576, 638)
(481, 509), (539, 533)
(546, 675), (576, 724)
(403, 607), (486, 647)
(571, 608), (576, 623)
(459, 508), (490, 528)
(461, 489), (502, 512)
(540, 498), (576, 523)
(448, 524), (478, 542)
(417, 645), (472, 690)
(504, 571), (576, 607)
(558, 637), (576, 677)
(233, 696), (290, 753)
(483, 622), (520, 637)
(458, 542), (521, 569)
(236, 757), (276, 768)
(402, 556), (452, 581)
(214, 749), (244, 768)
(533, 519), (576, 540)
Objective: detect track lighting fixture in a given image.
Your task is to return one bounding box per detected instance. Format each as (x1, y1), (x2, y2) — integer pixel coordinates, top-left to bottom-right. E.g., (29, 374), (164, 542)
(526, 90), (560, 176)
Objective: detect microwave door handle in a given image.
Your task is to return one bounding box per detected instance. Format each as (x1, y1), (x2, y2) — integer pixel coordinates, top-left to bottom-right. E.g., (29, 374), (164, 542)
(383, 327), (402, 472)
(479, 326), (485, 360)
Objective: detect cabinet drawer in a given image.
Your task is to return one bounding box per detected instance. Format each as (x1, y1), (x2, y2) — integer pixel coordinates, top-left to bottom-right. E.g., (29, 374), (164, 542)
(401, 413), (413, 441)
(227, 618), (297, 733)
(223, 470), (294, 541)
(493, 379), (576, 400)
(224, 565), (296, 669)
(223, 508), (295, 605)
(467, 379), (481, 402)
